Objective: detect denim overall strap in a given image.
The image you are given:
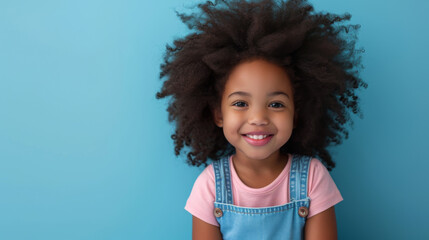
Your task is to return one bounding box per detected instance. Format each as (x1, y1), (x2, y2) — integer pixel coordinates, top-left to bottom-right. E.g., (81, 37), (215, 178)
(289, 155), (311, 201)
(213, 156), (233, 204)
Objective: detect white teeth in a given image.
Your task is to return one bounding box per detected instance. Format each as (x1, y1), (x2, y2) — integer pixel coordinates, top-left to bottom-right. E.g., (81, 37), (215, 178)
(246, 134), (268, 140)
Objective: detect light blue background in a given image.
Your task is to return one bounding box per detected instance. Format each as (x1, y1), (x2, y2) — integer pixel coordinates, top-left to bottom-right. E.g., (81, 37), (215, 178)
(1, 0), (428, 239)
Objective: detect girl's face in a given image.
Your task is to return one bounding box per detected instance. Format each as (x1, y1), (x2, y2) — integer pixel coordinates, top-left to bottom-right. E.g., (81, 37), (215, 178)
(214, 59), (295, 162)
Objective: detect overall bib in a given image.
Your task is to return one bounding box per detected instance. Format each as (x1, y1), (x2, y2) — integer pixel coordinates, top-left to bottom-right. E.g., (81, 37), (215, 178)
(213, 154), (311, 240)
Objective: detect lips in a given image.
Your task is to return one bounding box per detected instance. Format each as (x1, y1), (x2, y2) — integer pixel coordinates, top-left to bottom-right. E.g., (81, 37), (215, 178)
(243, 131), (273, 135)
(241, 132), (274, 146)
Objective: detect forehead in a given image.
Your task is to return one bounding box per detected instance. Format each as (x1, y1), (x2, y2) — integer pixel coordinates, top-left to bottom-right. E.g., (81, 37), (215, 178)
(224, 59), (293, 95)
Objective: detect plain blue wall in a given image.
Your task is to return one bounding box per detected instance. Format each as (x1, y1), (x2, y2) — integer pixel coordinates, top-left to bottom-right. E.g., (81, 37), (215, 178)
(1, 0), (428, 239)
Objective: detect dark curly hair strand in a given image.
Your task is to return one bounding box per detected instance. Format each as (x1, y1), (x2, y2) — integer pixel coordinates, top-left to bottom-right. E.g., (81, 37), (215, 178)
(156, 0), (367, 171)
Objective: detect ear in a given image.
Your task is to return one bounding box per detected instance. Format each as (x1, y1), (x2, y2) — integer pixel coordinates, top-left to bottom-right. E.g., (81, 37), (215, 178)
(213, 107), (223, 128)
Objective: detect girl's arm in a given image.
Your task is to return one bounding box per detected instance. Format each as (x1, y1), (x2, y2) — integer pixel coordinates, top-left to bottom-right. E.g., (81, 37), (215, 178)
(305, 206), (338, 240)
(192, 216), (223, 240)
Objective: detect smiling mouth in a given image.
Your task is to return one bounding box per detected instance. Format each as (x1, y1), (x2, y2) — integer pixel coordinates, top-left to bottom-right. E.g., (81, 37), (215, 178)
(242, 134), (273, 140)
(242, 134), (274, 146)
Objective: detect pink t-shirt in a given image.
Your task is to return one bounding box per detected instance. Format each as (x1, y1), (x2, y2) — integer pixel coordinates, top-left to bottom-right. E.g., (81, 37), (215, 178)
(184, 154), (343, 226)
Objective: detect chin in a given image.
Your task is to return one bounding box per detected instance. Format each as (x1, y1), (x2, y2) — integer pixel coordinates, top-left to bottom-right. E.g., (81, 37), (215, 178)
(242, 150), (276, 161)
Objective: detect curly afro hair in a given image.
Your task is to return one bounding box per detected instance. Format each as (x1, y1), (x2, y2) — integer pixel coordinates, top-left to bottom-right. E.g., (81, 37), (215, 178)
(156, 0), (367, 171)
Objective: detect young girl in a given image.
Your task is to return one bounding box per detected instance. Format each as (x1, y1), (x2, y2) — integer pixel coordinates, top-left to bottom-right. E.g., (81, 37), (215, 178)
(156, 0), (367, 239)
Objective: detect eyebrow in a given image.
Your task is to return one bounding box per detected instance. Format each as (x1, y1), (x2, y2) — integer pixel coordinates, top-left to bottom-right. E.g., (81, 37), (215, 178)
(227, 91), (290, 99)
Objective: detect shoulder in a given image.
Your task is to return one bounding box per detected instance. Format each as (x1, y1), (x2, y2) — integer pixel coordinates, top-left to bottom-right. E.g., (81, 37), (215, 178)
(185, 163), (219, 226)
(307, 156), (334, 189)
(308, 157), (327, 174)
(293, 155), (327, 176)
(306, 156), (343, 218)
(194, 163), (216, 187)
(187, 163), (216, 199)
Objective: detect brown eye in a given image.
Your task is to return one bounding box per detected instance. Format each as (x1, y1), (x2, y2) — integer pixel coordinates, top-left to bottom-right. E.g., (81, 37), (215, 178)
(232, 101), (247, 107)
(269, 102), (284, 108)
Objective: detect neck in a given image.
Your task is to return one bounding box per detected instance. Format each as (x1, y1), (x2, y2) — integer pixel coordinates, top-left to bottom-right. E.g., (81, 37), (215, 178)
(232, 150), (288, 174)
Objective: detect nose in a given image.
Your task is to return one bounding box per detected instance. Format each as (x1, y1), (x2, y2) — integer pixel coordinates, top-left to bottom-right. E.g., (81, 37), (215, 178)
(247, 106), (269, 126)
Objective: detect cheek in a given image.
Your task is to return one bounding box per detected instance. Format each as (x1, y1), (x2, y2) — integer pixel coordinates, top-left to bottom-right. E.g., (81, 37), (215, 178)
(222, 114), (243, 138)
(223, 122), (240, 137)
(274, 114), (295, 131)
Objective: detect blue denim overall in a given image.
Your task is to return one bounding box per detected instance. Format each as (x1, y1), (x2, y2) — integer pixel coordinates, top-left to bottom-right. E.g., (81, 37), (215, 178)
(213, 154), (311, 240)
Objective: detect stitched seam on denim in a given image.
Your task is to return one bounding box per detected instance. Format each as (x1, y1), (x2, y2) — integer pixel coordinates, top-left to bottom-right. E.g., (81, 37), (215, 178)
(213, 160), (222, 203)
(218, 202), (310, 215)
(222, 208), (293, 215)
(300, 156), (311, 200)
(223, 156), (233, 204)
(296, 155), (302, 201)
(214, 198), (310, 214)
(290, 154), (298, 201)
